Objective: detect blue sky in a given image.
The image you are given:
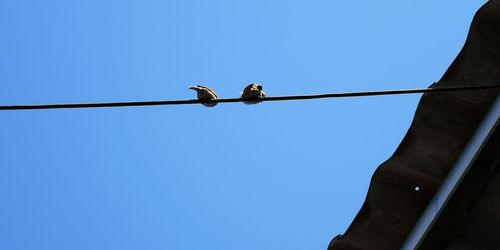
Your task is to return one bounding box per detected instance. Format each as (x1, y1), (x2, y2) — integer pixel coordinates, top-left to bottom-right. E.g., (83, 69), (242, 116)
(0, 1), (486, 249)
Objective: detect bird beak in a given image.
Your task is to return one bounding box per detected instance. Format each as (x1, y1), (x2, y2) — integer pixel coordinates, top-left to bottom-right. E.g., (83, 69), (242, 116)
(189, 86), (197, 90)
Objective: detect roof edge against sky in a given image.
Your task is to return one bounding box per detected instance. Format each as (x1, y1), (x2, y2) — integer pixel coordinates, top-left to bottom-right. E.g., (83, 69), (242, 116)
(400, 96), (500, 249)
(328, 1), (500, 249)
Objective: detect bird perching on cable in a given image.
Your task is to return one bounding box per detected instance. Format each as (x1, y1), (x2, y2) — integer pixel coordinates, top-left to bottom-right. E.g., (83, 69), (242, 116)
(241, 83), (266, 105)
(189, 85), (219, 107)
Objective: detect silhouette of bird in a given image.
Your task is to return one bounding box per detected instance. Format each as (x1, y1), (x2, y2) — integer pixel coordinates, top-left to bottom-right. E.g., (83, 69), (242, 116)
(189, 85), (219, 107)
(240, 83), (266, 104)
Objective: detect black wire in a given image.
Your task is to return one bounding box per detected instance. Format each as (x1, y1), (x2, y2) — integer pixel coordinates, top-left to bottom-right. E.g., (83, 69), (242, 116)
(0, 83), (499, 111)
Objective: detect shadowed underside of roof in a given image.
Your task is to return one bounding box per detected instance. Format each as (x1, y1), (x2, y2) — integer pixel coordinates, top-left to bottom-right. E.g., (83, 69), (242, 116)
(328, 1), (500, 249)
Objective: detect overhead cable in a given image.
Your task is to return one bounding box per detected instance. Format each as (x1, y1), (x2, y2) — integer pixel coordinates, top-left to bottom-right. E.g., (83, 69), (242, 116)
(0, 83), (499, 111)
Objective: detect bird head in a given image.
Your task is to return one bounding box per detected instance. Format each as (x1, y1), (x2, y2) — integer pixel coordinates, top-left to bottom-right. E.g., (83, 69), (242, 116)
(189, 85), (204, 92)
(242, 83), (264, 96)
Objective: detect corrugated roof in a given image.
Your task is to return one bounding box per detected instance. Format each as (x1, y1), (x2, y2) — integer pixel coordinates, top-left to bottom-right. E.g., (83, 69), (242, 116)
(328, 1), (500, 249)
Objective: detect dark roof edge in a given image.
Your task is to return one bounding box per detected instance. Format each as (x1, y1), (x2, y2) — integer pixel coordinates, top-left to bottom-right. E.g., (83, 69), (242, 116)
(401, 96), (500, 249)
(328, 1), (500, 249)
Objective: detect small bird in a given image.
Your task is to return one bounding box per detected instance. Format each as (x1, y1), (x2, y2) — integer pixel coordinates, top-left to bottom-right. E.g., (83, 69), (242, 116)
(189, 85), (219, 107)
(240, 83), (266, 105)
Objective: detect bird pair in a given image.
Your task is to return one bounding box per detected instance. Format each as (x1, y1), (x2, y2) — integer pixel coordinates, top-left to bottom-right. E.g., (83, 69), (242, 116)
(189, 83), (266, 107)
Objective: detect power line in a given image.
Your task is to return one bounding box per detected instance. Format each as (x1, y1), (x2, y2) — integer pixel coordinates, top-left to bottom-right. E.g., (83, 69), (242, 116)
(0, 83), (499, 111)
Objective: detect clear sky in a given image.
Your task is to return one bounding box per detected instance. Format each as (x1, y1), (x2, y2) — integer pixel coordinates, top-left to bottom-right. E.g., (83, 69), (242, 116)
(0, 1), (486, 249)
